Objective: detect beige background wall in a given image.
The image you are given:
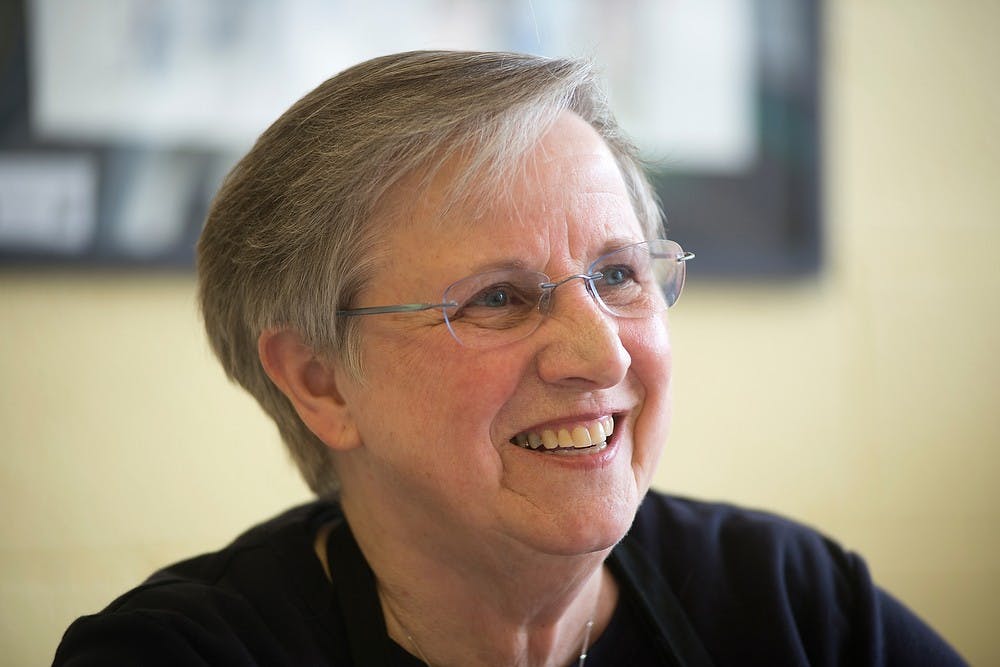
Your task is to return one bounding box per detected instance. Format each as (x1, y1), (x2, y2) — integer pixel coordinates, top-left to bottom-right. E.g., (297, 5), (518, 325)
(2, 2), (997, 665)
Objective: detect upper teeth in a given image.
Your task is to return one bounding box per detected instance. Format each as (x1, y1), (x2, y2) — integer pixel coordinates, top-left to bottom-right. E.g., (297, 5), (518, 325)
(512, 416), (614, 451)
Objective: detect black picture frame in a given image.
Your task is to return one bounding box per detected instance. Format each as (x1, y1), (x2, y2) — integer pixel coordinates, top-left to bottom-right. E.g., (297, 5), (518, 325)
(656, 0), (822, 277)
(0, 0), (821, 276)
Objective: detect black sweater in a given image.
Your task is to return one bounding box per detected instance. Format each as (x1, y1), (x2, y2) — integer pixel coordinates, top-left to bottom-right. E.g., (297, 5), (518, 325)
(53, 492), (966, 666)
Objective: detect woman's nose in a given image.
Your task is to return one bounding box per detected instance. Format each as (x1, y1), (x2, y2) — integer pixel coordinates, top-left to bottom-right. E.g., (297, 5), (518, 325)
(534, 280), (631, 388)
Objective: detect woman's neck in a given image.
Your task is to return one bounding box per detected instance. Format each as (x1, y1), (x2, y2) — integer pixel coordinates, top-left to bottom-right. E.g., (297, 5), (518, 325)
(377, 552), (617, 667)
(338, 496), (620, 667)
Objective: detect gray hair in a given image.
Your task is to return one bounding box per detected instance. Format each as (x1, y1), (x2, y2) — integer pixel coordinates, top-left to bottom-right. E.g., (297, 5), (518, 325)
(197, 50), (663, 496)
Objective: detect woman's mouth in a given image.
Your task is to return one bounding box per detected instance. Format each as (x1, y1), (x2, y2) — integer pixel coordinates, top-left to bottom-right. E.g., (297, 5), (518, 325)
(509, 416), (615, 452)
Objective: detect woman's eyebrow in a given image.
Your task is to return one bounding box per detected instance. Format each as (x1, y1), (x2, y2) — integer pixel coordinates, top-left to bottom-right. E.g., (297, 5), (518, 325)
(460, 237), (644, 275)
(596, 236), (644, 256)
(460, 258), (534, 274)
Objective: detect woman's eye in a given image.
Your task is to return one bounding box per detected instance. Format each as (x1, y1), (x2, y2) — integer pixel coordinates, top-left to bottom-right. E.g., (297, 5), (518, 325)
(470, 286), (519, 308)
(601, 266), (634, 286)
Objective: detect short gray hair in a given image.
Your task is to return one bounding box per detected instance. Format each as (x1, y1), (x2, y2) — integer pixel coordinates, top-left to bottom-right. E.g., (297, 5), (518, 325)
(197, 50), (663, 496)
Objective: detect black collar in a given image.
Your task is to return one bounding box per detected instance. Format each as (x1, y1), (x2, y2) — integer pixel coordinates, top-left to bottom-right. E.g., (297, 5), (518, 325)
(325, 518), (714, 666)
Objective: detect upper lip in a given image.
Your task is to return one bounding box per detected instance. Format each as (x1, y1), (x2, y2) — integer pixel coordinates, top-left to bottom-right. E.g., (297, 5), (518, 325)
(509, 408), (627, 438)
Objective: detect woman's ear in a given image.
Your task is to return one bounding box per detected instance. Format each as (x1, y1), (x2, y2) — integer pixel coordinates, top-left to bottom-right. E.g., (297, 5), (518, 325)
(257, 328), (361, 451)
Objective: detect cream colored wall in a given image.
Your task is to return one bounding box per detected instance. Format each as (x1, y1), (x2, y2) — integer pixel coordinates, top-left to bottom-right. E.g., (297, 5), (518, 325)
(2, 2), (997, 664)
(663, 2), (1000, 663)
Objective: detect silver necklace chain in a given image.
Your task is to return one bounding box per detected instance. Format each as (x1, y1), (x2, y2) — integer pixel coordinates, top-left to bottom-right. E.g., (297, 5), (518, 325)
(576, 618), (595, 667)
(406, 617), (596, 667)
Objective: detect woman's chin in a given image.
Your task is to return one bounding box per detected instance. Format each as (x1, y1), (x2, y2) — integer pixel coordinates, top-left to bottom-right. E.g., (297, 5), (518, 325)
(500, 492), (639, 559)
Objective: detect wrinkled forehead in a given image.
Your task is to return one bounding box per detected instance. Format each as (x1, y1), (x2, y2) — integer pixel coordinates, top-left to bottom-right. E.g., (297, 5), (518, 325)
(357, 117), (646, 294)
(376, 113), (631, 237)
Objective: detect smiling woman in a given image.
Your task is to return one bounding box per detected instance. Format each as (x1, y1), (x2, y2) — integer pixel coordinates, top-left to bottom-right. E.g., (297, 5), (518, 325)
(52, 50), (966, 667)
(312, 111), (673, 571)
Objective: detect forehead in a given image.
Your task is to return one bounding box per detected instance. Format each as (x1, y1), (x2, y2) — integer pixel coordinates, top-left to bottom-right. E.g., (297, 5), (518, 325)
(366, 113), (644, 300)
(416, 116), (636, 241)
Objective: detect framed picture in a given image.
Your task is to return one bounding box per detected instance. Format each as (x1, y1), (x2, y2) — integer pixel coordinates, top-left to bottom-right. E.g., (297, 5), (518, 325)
(0, 0), (820, 275)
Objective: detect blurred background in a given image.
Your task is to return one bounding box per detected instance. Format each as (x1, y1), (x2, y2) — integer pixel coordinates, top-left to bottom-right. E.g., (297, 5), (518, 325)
(2, 1), (997, 664)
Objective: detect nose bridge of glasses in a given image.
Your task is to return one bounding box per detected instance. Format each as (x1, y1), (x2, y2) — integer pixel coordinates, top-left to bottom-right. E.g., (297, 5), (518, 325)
(537, 271), (605, 316)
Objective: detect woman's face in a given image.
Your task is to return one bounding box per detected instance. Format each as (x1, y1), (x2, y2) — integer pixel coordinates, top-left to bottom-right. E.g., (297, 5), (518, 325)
(334, 112), (673, 560)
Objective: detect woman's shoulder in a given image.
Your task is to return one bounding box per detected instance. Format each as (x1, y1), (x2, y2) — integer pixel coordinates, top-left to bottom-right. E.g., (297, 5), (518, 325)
(627, 492), (865, 632)
(620, 491), (967, 666)
(53, 500), (349, 666)
(630, 491), (850, 572)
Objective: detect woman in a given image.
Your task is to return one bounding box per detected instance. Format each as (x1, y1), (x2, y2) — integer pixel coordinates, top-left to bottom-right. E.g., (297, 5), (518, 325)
(55, 51), (964, 666)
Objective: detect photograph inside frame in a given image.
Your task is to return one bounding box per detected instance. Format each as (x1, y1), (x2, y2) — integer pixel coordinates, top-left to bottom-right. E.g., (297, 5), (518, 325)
(1, 0), (818, 275)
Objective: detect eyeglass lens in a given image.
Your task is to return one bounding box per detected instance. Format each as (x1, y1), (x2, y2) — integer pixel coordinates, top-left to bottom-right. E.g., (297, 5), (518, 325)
(442, 240), (687, 348)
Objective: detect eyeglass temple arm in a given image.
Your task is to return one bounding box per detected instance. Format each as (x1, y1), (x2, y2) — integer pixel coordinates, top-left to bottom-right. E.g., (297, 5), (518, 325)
(337, 302), (458, 317)
(650, 250), (696, 262)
